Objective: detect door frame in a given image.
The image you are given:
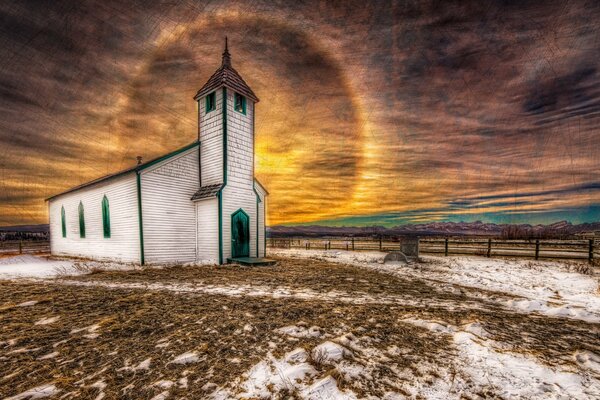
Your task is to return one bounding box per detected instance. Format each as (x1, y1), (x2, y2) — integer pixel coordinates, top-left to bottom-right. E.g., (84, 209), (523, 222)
(231, 208), (250, 258)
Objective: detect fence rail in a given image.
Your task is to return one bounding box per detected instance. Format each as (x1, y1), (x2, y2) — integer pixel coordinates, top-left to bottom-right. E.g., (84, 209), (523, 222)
(267, 237), (599, 262)
(0, 240), (50, 255)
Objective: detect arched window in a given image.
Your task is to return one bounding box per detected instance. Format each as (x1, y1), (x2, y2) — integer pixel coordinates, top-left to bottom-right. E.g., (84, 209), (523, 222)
(102, 195), (110, 238)
(61, 206), (66, 238)
(78, 201), (85, 238)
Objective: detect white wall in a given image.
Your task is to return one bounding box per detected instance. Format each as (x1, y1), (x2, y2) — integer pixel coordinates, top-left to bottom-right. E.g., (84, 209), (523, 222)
(48, 173), (141, 262)
(196, 198), (219, 263)
(199, 89), (224, 185)
(255, 181), (267, 258)
(221, 91), (259, 260)
(140, 147), (199, 264)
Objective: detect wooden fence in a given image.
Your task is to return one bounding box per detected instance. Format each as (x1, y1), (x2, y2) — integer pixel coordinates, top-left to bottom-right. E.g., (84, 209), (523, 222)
(267, 237), (599, 262)
(0, 240), (50, 255)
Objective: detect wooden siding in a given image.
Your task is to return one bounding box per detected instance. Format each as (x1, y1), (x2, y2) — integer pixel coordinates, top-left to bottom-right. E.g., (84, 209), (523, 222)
(48, 173), (140, 262)
(140, 147), (199, 264)
(255, 182), (267, 258)
(199, 89), (223, 185)
(222, 92), (259, 259)
(196, 198), (219, 263)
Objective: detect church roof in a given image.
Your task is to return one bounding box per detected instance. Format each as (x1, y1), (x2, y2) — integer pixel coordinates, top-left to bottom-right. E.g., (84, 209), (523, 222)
(193, 38), (259, 103)
(190, 183), (224, 201)
(46, 142), (199, 201)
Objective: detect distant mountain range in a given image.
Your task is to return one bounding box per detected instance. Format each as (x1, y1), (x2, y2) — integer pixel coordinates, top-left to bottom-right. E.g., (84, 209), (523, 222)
(1, 221), (599, 238)
(0, 224), (49, 233)
(268, 221), (600, 238)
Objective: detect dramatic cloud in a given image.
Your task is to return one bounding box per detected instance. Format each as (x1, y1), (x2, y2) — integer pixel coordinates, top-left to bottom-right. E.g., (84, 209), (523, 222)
(0, 0), (599, 226)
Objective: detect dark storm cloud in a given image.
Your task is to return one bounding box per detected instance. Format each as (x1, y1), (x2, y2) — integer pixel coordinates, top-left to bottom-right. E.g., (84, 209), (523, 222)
(524, 66), (600, 120)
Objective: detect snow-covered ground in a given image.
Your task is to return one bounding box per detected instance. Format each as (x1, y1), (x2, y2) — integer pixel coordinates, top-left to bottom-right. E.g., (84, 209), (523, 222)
(0, 254), (137, 279)
(208, 320), (600, 400)
(2, 250), (599, 399)
(271, 249), (600, 323)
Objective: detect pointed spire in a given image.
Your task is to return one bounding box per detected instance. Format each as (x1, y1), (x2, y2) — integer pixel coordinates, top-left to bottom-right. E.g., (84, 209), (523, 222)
(222, 36), (231, 68)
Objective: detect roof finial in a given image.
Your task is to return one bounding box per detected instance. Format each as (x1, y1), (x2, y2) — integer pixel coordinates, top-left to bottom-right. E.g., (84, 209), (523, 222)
(222, 36), (231, 68)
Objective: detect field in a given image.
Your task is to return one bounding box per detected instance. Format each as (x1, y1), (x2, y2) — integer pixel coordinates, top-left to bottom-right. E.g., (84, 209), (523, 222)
(268, 237), (600, 262)
(0, 250), (599, 399)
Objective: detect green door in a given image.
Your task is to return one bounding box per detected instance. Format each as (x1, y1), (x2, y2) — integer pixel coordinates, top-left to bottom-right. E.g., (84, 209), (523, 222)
(231, 209), (250, 258)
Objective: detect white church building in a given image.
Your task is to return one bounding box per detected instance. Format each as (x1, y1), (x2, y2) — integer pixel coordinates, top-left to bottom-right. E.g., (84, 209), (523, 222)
(47, 41), (268, 265)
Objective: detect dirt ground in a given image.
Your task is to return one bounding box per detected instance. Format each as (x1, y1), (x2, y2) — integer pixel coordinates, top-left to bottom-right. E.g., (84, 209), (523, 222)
(1, 256), (599, 399)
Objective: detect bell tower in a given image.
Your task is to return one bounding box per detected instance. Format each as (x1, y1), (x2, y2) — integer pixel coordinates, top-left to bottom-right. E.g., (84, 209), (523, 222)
(194, 38), (259, 188)
(193, 38), (263, 264)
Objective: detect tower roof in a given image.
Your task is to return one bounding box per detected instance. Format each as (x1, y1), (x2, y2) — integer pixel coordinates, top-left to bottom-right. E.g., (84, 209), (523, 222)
(194, 38), (259, 102)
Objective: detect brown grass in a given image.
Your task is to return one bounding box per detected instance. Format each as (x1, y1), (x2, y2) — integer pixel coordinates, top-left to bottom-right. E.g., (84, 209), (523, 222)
(1, 256), (598, 398)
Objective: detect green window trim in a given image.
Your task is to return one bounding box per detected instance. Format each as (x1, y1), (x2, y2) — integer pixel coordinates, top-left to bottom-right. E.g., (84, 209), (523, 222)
(234, 93), (246, 114)
(218, 87), (227, 265)
(102, 195), (111, 238)
(205, 91), (216, 113)
(61, 206), (66, 238)
(136, 172), (145, 265)
(78, 201), (86, 238)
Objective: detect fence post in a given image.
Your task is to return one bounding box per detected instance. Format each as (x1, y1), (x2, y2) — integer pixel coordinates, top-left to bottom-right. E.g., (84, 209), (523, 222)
(379, 236), (382, 251)
(351, 237), (354, 251)
(444, 237), (449, 256)
(589, 239), (594, 263)
(535, 239), (540, 260)
(346, 241), (348, 251)
(19, 240), (23, 254)
(487, 238), (491, 258)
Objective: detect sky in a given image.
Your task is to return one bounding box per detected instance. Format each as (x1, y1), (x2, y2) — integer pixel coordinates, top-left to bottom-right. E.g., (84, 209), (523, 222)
(0, 0), (599, 227)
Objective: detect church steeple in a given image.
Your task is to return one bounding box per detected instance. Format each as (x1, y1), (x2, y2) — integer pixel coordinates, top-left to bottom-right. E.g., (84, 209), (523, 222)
(193, 38), (259, 103)
(222, 36), (231, 68)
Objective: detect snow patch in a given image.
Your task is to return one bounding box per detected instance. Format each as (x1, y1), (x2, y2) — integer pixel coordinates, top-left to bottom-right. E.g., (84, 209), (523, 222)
(237, 351), (317, 398)
(575, 351), (600, 375)
(312, 341), (351, 363)
(0, 254), (136, 279)
(402, 318), (600, 399)
(302, 376), (357, 400)
(276, 325), (322, 338)
(4, 384), (59, 399)
(37, 351), (59, 360)
(17, 300), (38, 307)
(150, 391), (169, 400)
(170, 352), (199, 365)
(34, 316), (60, 325)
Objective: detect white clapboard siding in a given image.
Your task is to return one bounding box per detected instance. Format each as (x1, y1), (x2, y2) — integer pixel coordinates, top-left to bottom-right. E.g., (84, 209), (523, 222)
(196, 198), (219, 263)
(140, 147), (199, 264)
(255, 181), (267, 258)
(48, 173), (141, 262)
(221, 92), (259, 259)
(199, 89), (223, 186)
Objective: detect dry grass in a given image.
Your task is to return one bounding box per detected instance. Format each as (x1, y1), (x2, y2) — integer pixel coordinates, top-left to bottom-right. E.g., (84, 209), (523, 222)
(1, 256), (598, 398)
(0, 282), (450, 398)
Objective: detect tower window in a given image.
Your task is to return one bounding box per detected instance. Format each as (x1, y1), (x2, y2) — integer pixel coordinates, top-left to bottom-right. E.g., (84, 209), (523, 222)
(206, 92), (216, 113)
(234, 93), (246, 114)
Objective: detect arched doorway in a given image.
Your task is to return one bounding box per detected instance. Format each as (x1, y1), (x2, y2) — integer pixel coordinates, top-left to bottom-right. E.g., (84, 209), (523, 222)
(231, 209), (250, 258)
